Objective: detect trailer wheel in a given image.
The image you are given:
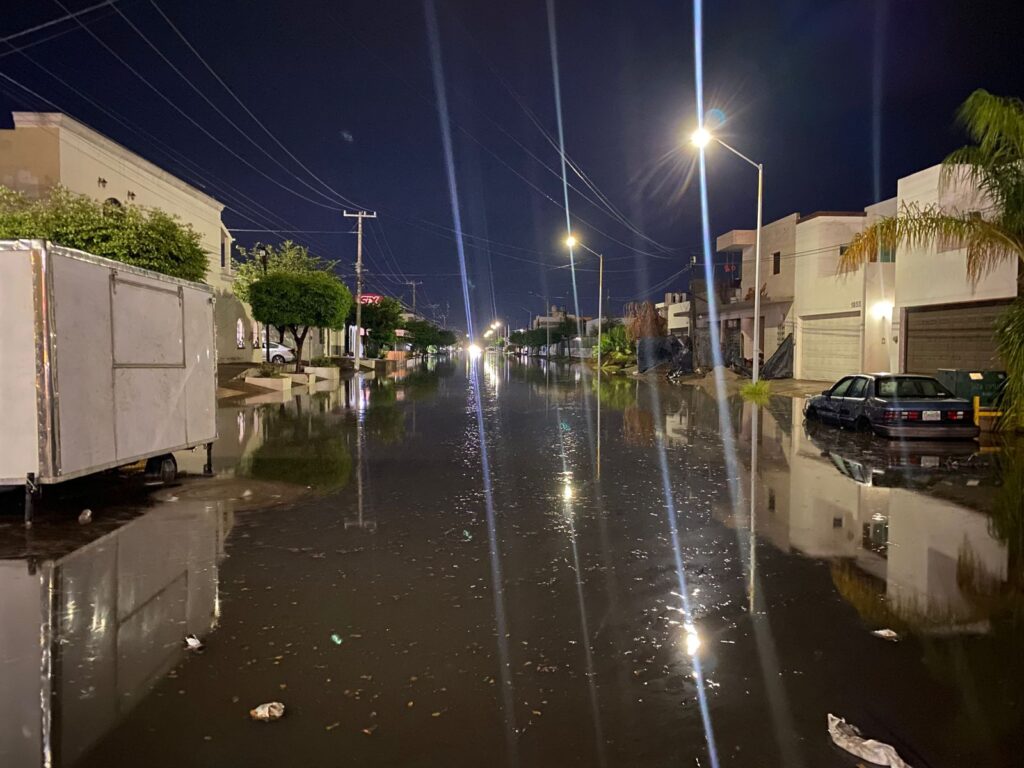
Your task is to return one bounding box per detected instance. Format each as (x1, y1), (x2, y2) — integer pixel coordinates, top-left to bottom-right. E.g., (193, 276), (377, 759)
(145, 454), (178, 484)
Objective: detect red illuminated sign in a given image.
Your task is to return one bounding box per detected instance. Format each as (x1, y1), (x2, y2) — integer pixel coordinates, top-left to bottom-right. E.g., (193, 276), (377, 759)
(359, 294), (383, 305)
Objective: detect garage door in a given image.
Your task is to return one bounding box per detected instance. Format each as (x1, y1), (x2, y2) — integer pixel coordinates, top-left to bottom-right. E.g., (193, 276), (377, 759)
(905, 302), (1009, 375)
(800, 312), (861, 381)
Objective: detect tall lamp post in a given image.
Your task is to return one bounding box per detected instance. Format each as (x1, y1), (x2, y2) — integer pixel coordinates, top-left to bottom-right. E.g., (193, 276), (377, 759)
(563, 236), (603, 372)
(258, 247), (270, 363)
(690, 127), (764, 383)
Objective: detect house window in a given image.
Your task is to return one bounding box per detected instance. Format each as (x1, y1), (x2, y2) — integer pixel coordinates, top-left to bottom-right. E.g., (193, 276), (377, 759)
(879, 246), (895, 263)
(772, 251), (781, 275)
(220, 236), (227, 269)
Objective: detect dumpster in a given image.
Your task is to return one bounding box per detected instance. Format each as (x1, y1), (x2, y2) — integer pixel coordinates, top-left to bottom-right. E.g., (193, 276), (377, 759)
(0, 240), (218, 518)
(935, 369), (1007, 407)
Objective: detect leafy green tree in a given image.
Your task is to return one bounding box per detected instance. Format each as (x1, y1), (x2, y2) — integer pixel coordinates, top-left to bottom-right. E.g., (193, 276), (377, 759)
(232, 239), (337, 303)
(250, 272), (352, 370)
(351, 296), (403, 358)
(839, 90), (1024, 425)
(404, 318), (443, 352)
(437, 329), (457, 348)
(0, 185), (207, 281)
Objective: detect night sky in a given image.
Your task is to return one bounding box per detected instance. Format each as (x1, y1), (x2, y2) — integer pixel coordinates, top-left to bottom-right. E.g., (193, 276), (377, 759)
(2, 0), (1023, 333)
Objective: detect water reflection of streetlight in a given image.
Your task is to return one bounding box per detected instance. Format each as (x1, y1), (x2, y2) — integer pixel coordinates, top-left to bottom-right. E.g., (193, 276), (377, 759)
(684, 622), (701, 656)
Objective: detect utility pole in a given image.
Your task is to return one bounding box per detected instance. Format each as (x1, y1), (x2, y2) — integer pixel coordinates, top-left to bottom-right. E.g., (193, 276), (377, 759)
(405, 280), (423, 316)
(343, 210), (377, 371)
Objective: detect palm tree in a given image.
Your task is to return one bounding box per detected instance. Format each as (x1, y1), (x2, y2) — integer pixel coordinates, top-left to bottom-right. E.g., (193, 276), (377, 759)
(838, 89), (1024, 427)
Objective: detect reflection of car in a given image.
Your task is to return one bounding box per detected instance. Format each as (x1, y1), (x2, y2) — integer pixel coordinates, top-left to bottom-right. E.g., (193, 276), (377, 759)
(263, 342), (295, 364)
(804, 421), (986, 488)
(804, 373), (979, 440)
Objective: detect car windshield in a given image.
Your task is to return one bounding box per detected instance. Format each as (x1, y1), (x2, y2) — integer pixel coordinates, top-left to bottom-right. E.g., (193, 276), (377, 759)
(875, 377), (954, 399)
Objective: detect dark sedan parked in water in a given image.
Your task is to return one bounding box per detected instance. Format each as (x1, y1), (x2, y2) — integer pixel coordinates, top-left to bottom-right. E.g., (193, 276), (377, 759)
(804, 374), (979, 439)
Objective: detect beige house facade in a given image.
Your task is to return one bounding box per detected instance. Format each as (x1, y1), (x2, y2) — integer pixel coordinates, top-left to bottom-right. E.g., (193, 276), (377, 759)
(0, 112), (259, 363)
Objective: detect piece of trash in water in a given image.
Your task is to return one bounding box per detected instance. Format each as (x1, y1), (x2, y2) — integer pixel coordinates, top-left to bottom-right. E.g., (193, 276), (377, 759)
(184, 634), (204, 651)
(250, 702), (285, 721)
(462, 529), (472, 540)
(431, 711), (441, 718)
(827, 714), (912, 768)
(242, 489), (253, 498)
(362, 724), (378, 735)
(325, 721), (341, 731)
(78, 509), (92, 525)
(872, 629), (900, 642)
(330, 634), (344, 645)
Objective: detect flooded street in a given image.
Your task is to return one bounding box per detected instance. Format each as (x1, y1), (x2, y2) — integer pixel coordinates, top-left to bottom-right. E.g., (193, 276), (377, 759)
(2, 357), (1022, 767)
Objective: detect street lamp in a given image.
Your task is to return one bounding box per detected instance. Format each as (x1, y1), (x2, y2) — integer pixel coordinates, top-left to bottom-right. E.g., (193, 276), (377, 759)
(258, 247), (270, 363)
(564, 236), (604, 373)
(690, 126), (765, 382)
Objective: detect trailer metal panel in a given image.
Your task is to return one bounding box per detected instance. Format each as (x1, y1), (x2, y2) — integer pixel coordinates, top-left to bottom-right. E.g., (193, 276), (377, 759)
(0, 240), (217, 487)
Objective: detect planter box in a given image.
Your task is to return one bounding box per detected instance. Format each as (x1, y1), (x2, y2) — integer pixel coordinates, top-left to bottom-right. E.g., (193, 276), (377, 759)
(287, 372), (314, 386)
(305, 366), (341, 380)
(245, 375), (292, 392)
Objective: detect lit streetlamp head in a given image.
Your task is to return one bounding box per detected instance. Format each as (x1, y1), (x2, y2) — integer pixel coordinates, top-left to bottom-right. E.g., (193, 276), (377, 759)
(690, 127), (712, 148)
(564, 235), (577, 248)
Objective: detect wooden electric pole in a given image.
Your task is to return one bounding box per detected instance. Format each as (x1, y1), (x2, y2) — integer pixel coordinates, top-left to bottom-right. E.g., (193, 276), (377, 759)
(343, 210), (377, 370)
(405, 280), (423, 316)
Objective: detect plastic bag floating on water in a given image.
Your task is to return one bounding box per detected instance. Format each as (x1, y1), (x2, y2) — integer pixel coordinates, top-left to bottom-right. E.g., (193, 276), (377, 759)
(827, 714), (912, 768)
(872, 629), (900, 642)
(250, 702), (285, 721)
(184, 634), (204, 651)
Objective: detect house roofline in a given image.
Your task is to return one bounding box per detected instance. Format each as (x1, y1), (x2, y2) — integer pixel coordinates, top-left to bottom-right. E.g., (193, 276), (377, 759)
(12, 112), (225, 212)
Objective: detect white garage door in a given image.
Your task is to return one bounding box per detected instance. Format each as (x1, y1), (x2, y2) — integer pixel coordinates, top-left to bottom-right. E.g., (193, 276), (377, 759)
(800, 312), (861, 381)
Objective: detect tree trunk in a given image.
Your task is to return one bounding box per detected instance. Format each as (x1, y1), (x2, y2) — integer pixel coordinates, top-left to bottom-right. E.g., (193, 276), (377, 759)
(276, 326), (287, 345)
(290, 325), (310, 372)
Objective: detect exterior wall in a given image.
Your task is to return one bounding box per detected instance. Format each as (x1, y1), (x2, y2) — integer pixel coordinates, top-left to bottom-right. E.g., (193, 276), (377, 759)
(793, 214), (868, 378)
(0, 125), (59, 196)
(719, 214), (798, 362)
(893, 163), (1018, 371)
(738, 213), (799, 304)
(862, 262), (897, 372)
(0, 114), (258, 364)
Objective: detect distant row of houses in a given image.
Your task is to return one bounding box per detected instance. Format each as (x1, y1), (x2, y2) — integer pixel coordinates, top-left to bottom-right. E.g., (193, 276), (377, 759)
(651, 161), (1017, 381)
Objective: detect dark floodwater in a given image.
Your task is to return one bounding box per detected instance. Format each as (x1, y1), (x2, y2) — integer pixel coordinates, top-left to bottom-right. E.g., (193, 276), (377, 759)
(2, 357), (1023, 767)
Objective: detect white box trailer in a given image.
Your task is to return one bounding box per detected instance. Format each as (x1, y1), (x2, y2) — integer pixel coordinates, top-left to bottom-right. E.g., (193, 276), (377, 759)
(0, 240), (217, 518)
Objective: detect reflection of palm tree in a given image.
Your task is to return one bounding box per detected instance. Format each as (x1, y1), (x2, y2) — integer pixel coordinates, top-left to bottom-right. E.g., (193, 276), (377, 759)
(839, 90), (1024, 423)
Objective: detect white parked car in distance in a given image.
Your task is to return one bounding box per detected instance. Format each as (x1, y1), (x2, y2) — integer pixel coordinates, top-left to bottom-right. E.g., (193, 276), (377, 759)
(261, 342), (295, 364)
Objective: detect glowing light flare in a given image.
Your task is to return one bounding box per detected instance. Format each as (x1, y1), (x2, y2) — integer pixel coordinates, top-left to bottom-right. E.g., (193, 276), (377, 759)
(871, 300), (894, 320)
(468, 343), (482, 358)
(690, 127), (712, 148)
(684, 623), (702, 656)
(562, 482), (574, 501)
(564, 235), (577, 248)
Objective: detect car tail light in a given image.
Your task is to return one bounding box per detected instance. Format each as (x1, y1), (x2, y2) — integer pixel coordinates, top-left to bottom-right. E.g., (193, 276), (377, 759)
(946, 410), (965, 420)
(883, 410), (898, 421)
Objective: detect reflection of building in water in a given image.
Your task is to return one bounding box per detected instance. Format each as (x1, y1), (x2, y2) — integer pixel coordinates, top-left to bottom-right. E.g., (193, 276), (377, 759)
(737, 401), (1008, 630)
(0, 503), (231, 767)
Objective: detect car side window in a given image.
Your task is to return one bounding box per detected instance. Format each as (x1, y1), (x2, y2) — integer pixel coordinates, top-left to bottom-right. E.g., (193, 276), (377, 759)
(846, 377), (868, 398)
(830, 378), (853, 397)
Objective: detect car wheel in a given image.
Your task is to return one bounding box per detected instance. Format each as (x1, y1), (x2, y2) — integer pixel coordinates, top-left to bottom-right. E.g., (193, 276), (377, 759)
(805, 406), (818, 421)
(272, 355), (285, 364)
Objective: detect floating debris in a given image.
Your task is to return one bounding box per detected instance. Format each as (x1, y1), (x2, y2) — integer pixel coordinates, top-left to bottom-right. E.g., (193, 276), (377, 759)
(184, 634), (204, 652)
(827, 714), (912, 768)
(330, 634), (344, 645)
(250, 702), (285, 721)
(872, 629), (901, 642)
(78, 509), (92, 525)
